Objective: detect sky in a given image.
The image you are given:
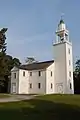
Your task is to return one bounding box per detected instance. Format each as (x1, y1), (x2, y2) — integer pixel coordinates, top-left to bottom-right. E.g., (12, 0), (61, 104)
(0, 0), (80, 63)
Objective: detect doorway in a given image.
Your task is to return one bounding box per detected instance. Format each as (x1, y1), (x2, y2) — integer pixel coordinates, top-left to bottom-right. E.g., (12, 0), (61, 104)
(12, 83), (16, 93)
(57, 84), (63, 93)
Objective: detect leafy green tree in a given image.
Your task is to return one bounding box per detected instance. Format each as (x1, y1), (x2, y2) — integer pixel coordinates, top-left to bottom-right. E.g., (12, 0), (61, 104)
(0, 28), (8, 53)
(25, 57), (38, 64)
(74, 59), (80, 94)
(0, 28), (8, 91)
(3, 55), (21, 93)
(0, 28), (21, 92)
(3, 55), (21, 76)
(12, 58), (21, 67)
(0, 28), (8, 77)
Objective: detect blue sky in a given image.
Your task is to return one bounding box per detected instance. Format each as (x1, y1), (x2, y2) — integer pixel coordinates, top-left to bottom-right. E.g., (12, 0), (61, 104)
(0, 0), (80, 63)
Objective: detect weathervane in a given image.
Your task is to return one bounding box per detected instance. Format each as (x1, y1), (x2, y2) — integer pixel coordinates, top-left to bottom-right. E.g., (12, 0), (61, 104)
(61, 13), (64, 20)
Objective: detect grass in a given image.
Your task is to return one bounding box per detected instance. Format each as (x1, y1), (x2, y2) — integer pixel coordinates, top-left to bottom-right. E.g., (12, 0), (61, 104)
(0, 94), (80, 120)
(0, 94), (11, 98)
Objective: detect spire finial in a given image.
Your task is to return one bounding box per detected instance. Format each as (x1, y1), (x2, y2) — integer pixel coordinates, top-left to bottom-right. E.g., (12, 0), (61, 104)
(61, 13), (64, 20)
(59, 13), (65, 24)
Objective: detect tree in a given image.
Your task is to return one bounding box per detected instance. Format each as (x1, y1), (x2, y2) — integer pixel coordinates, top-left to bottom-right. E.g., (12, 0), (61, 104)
(0, 54), (21, 92)
(3, 55), (21, 93)
(0, 28), (21, 92)
(0, 28), (8, 53)
(0, 28), (8, 92)
(0, 28), (8, 77)
(12, 58), (21, 67)
(25, 57), (38, 64)
(3, 55), (21, 76)
(74, 59), (80, 94)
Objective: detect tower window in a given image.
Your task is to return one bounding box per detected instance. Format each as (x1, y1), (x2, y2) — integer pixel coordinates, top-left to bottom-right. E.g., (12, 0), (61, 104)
(65, 35), (68, 40)
(51, 71), (52, 77)
(68, 48), (70, 54)
(30, 83), (32, 89)
(38, 83), (41, 89)
(38, 71), (41, 76)
(51, 83), (53, 89)
(70, 83), (72, 89)
(69, 60), (70, 65)
(69, 71), (71, 77)
(30, 72), (32, 76)
(23, 71), (25, 76)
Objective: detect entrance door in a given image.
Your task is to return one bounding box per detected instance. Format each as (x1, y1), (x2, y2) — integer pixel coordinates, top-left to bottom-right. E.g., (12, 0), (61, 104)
(57, 84), (63, 94)
(12, 83), (16, 93)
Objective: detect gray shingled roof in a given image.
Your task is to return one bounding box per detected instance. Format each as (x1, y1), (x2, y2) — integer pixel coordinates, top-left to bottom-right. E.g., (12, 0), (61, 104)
(19, 60), (54, 70)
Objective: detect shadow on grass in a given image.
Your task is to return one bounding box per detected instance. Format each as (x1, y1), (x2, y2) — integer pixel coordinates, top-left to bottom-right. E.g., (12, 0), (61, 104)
(0, 99), (80, 120)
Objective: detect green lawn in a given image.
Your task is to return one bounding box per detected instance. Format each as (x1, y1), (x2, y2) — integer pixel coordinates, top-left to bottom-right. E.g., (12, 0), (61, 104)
(0, 94), (80, 120)
(0, 94), (11, 98)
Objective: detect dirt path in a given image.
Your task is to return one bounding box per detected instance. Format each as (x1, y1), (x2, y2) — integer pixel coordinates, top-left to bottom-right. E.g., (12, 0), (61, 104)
(0, 95), (35, 102)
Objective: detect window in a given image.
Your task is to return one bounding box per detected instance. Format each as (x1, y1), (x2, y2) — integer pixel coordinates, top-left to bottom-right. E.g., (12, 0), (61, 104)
(30, 72), (32, 76)
(51, 83), (53, 89)
(14, 73), (16, 79)
(70, 83), (72, 89)
(51, 71), (52, 76)
(69, 71), (71, 77)
(68, 48), (70, 54)
(23, 71), (25, 76)
(38, 71), (41, 76)
(69, 60), (71, 66)
(38, 83), (41, 89)
(30, 83), (32, 88)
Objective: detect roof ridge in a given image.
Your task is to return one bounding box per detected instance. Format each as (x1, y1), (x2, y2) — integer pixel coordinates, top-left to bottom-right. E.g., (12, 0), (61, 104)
(19, 60), (54, 70)
(22, 60), (54, 66)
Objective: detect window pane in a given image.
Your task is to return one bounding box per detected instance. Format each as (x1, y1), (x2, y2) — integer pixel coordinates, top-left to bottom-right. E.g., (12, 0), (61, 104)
(38, 83), (41, 89)
(51, 71), (52, 76)
(14, 73), (16, 79)
(30, 72), (32, 76)
(69, 60), (71, 66)
(51, 83), (53, 89)
(39, 71), (41, 76)
(68, 48), (70, 54)
(70, 83), (72, 89)
(23, 71), (25, 76)
(69, 71), (71, 77)
(30, 83), (32, 88)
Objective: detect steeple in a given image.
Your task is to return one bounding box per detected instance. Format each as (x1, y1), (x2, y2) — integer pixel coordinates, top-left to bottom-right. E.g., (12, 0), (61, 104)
(53, 17), (74, 94)
(55, 17), (69, 43)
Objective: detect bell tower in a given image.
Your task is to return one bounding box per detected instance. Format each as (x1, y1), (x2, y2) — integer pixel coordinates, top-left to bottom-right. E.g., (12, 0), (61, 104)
(53, 18), (74, 94)
(55, 18), (69, 43)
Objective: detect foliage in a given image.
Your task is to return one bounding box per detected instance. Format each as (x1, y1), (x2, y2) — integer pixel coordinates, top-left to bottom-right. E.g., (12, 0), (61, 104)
(0, 28), (8, 53)
(74, 59), (80, 94)
(0, 28), (8, 78)
(12, 58), (21, 67)
(3, 55), (21, 76)
(25, 57), (38, 64)
(0, 28), (21, 91)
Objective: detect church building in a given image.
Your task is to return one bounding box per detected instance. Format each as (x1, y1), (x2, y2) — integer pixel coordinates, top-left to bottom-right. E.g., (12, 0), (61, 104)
(10, 18), (74, 94)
